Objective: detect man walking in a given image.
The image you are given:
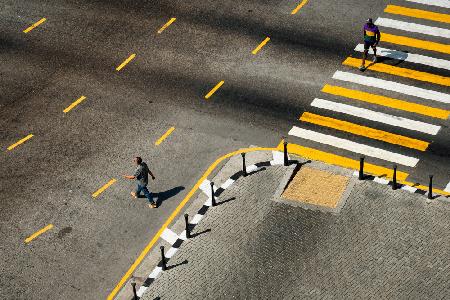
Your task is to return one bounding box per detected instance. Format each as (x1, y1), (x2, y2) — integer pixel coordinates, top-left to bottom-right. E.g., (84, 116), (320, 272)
(360, 18), (380, 71)
(123, 157), (157, 208)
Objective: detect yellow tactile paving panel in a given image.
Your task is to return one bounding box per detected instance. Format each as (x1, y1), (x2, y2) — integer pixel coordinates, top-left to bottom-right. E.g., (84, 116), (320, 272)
(282, 167), (349, 208)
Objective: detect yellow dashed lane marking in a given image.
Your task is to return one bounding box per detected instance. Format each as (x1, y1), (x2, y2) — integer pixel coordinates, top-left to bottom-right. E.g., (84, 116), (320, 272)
(343, 57), (450, 87)
(322, 85), (450, 120)
(158, 18), (176, 34)
(381, 33), (450, 55)
(25, 224), (53, 243)
(23, 18), (46, 33)
(252, 37), (270, 55)
(63, 96), (87, 113)
(205, 81), (224, 99)
(116, 54), (136, 71)
(291, 0), (309, 15)
(300, 112), (429, 151)
(385, 5), (450, 24)
(277, 141), (409, 181)
(92, 179), (117, 198)
(7, 134), (34, 151)
(155, 127), (175, 145)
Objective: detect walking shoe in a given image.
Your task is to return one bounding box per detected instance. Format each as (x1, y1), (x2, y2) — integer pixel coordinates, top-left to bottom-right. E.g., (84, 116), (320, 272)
(372, 56), (378, 63)
(148, 202), (157, 208)
(130, 192), (137, 199)
(359, 65), (365, 71)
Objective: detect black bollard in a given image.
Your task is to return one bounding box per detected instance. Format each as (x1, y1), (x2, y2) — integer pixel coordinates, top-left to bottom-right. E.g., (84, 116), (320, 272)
(131, 278), (137, 300)
(160, 246), (167, 271)
(184, 214), (190, 239)
(359, 156), (365, 180)
(283, 140), (289, 166)
(210, 181), (216, 207)
(428, 175), (433, 200)
(241, 153), (247, 177)
(392, 165), (397, 190)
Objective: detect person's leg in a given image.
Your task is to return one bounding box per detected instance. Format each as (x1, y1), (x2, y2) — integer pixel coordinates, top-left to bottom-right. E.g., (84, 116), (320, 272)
(142, 186), (156, 207)
(372, 45), (377, 62)
(132, 184), (143, 198)
(360, 42), (369, 70)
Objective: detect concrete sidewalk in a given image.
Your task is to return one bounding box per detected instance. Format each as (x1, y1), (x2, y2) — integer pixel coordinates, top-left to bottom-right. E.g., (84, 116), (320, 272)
(125, 150), (450, 300)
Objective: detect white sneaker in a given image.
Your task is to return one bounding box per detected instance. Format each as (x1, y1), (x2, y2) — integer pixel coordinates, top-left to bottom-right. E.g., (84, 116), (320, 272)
(372, 56), (378, 63)
(359, 65), (365, 71)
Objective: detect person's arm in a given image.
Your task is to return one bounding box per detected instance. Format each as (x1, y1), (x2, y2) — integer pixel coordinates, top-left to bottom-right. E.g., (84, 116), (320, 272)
(123, 175), (135, 179)
(148, 169), (156, 180)
(375, 30), (381, 46)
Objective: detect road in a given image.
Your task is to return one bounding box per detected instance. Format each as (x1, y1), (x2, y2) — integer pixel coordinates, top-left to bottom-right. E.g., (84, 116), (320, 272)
(0, 0), (449, 299)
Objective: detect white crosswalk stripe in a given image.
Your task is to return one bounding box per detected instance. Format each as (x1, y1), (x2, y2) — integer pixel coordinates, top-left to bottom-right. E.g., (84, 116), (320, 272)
(375, 17), (450, 39)
(288, 126), (420, 167)
(406, 0), (450, 9)
(332, 71), (450, 104)
(310, 98), (441, 135)
(354, 44), (450, 71)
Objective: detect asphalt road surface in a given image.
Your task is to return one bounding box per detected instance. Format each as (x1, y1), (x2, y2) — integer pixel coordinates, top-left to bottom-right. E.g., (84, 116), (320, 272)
(1, 0), (449, 299)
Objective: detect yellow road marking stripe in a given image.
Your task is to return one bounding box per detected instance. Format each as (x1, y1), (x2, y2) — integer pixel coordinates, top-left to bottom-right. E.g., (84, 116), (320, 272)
(116, 54), (136, 71)
(291, 0), (309, 15)
(205, 80), (224, 99)
(276, 141), (409, 181)
(252, 37), (270, 55)
(343, 57), (450, 86)
(381, 32), (450, 55)
(107, 146), (277, 300)
(63, 96), (87, 113)
(23, 18), (46, 33)
(385, 5), (450, 24)
(400, 181), (450, 196)
(157, 17), (176, 34)
(322, 84), (450, 119)
(300, 112), (429, 151)
(25, 224), (53, 243)
(92, 179), (117, 198)
(7, 134), (34, 151)
(155, 127), (175, 145)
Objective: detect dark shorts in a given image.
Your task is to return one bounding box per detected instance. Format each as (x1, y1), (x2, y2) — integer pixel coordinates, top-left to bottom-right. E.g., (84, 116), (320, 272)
(364, 40), (376, 50)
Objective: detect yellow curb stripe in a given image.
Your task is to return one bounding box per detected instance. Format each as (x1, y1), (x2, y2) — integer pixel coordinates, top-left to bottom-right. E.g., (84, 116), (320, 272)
(25, 224), (53, 243)
(92, 179), (117, 198)
(399, 181), (450, 196)
(299, 112), (429, 151)
(277, 141), (409, 181)
(385, 5), (450, 24)
(116, 54), (136, 71)
(23, 18), (46, 33)
(7, 134), (34, 151)
(252, 37), (270, 55)
(63, 96), (87, 113)
(106, 146), (277, 300)
(322, 84), (450, 119)
(157, 17), (176, 34)
(155, 127), (175, 146)
(204, 80), (224, 99)
(343, 57), (450, 87)
(381, 32), (450, 55)
(291, 0), (309, 15)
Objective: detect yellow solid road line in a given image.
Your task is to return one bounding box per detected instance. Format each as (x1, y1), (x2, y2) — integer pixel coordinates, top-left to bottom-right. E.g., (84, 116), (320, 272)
(7, 134), (34, 151)
(300, 112), (429, 151)
(400, 181), (450, 196)
(343, 57), (450, 87)
(63, 96), (87, 113)
(157, 18), (176, 34)
(92, 179), (117, 198)
(155, 127), (175, 146)
(291, 0), (309, 15)
(205, 81), (224, 99)
(23, 18), (46, 33)
(385, 5), (450, 24)
(25, 224), (53, 243)
(276, 141), (409, 181)
(252, 37), (270, 55)
(322, 84), (450, 119)
(381, 33), (450, 55)
(116, 54), (136, 71)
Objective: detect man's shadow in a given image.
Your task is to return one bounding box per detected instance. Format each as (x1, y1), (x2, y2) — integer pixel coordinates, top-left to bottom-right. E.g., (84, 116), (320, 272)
(154, 186), (185, 207)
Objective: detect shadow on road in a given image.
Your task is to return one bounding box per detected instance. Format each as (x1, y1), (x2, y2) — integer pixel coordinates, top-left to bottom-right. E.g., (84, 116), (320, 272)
(155, 186), (185, 207)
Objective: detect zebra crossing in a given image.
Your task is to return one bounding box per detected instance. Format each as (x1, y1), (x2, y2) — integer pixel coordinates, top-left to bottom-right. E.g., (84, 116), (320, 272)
(285, 0), (450, 186)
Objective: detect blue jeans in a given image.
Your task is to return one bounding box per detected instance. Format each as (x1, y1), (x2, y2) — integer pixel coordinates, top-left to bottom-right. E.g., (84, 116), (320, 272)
(136, 184), (155, 204)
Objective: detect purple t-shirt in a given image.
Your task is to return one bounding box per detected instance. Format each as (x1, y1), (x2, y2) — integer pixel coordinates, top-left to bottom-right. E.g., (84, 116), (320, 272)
(364, 24), (379, 42)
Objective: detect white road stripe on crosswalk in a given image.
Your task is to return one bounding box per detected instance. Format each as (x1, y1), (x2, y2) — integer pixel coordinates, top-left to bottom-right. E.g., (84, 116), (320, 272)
(288, 126), (420, 167)
(354, 44), (450, 71)
(406, 0), (450, 9)
(311, 98), (441, 135)
(332, 71), (450, 104)
(375, 17), (450, 39)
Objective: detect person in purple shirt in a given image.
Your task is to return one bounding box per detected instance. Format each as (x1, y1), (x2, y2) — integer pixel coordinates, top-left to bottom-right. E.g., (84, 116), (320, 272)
(360, 18), (381, 71)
